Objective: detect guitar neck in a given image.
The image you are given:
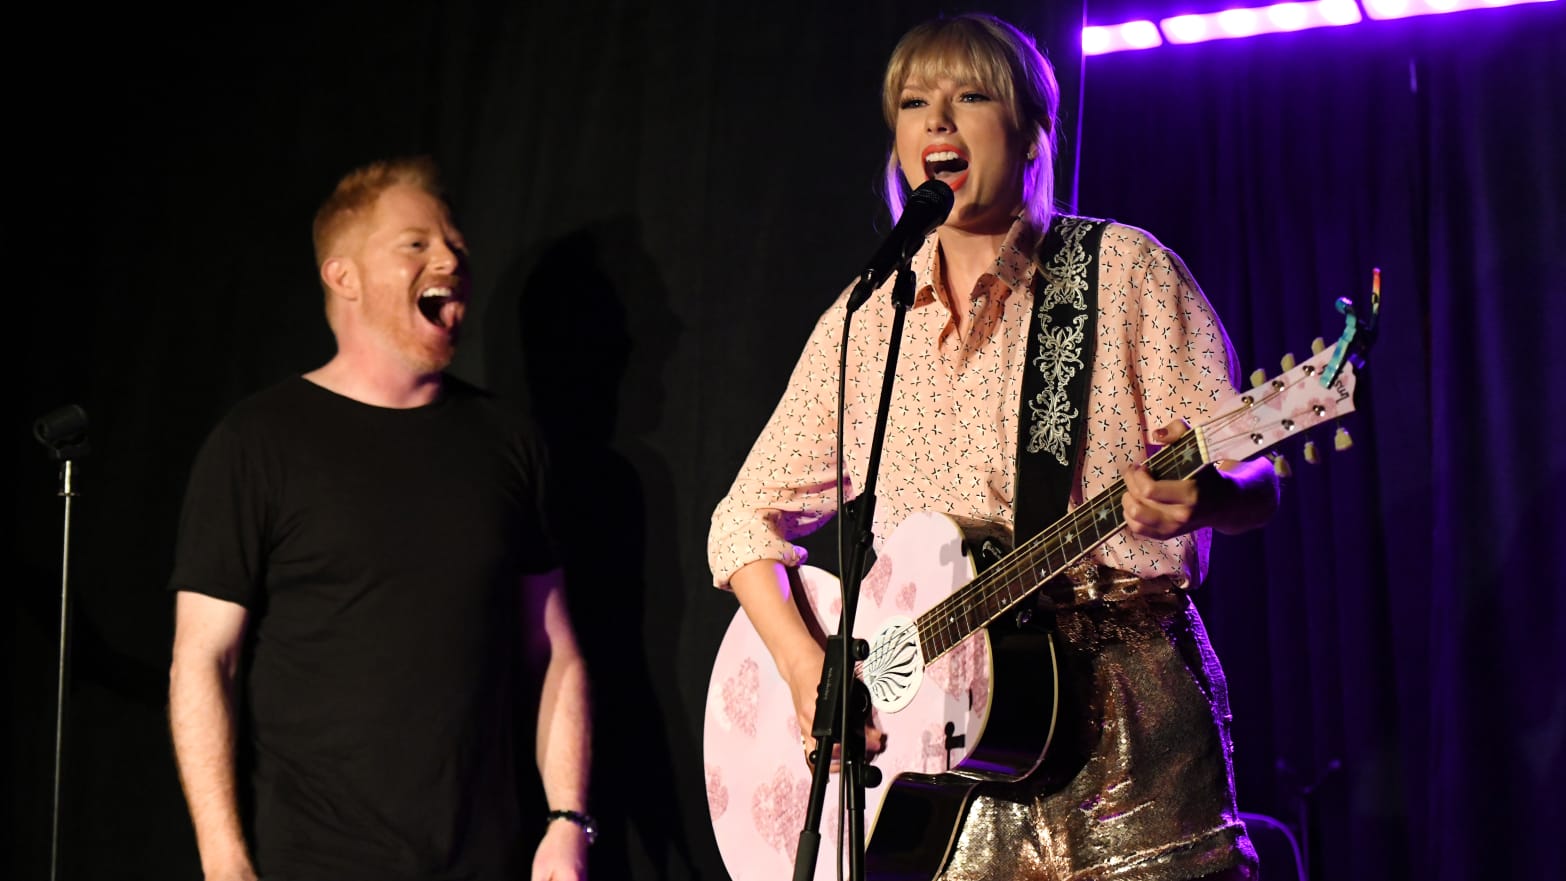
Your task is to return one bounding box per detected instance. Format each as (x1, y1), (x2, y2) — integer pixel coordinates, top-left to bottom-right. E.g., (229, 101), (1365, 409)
(914, 432), (1208, 663)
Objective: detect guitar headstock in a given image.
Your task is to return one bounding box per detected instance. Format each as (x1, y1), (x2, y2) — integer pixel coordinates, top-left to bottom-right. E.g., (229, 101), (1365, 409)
(1196, 270), (1381, 468)
(1199, 346), (1359, 465)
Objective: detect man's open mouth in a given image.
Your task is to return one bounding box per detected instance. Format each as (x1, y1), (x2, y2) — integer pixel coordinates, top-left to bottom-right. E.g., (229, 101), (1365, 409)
(417, 286), (461, 328)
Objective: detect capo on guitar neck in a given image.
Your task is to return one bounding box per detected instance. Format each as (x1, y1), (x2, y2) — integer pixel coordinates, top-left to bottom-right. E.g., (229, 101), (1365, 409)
(1324, 268), (1382, 385)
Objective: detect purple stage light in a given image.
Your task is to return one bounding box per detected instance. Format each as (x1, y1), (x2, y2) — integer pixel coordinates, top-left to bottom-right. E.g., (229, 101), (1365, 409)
(1161, 13), (1211, 43)
(1319, 0), (1368, 22)
(1085, 0), (1554, 54)
(1083, 19), (1164, 54)
(1264, 3), (1312, 30)
(1162, 1), (1362, 44)
(1363, 0), (1555, 19)
(1216, 7), (1265, 36)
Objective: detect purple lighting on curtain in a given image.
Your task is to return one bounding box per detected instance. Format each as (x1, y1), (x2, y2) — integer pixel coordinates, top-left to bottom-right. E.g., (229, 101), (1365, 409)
(1084, 0), (1556, 53)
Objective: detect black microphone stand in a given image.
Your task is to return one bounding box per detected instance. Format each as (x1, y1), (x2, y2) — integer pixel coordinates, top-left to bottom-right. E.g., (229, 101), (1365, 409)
(791, 262), (917, 881)
(33, 405), (90, 881)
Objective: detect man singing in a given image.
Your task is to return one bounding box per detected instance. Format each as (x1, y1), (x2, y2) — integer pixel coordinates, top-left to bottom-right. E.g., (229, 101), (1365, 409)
(168, 157), (593, 881)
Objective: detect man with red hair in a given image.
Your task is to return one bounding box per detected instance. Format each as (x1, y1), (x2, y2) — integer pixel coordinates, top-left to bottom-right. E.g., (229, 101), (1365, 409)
(168, 157), (593, 881)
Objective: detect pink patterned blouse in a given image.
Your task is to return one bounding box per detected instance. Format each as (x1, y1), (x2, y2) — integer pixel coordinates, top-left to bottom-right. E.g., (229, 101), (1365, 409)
(708, 217), (1239, 591)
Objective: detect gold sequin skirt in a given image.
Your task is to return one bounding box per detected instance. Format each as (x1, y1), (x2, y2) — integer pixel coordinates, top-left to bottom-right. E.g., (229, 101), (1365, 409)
(938, 588), (1257, 881)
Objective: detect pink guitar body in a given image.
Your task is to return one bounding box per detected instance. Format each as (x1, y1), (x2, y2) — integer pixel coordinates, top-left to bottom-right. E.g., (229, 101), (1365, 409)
(704, 513), (1003, 881)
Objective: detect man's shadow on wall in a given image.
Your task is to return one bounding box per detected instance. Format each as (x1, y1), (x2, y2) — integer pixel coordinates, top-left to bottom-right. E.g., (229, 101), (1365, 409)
(489, 218), (695, 878)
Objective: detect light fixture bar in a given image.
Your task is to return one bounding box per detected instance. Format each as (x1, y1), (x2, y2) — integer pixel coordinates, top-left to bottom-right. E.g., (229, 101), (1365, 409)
(1083, 0), (1555, 53)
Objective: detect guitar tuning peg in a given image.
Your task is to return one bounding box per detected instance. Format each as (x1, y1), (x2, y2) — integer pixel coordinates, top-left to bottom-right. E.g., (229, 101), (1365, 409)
(1334, 426), (1353, 451)
(1303, 439), (1320, 464)
(1280, 352), (1297, 372)
(1250, 368), (1267, 388)
(1311, 337), (1326, 354)
(1269, 452), (1293, 478)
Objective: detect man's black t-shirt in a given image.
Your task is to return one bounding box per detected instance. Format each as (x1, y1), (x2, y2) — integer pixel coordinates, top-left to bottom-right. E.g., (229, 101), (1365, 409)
(170, 376), (557, 881)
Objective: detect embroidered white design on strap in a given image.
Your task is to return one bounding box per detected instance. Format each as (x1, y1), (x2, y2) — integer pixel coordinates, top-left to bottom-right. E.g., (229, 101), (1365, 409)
(1026, 219), (1092, 464)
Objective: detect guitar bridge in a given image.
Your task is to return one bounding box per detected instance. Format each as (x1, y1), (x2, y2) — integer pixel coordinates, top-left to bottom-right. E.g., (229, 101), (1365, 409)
(943, 721), (965, 770)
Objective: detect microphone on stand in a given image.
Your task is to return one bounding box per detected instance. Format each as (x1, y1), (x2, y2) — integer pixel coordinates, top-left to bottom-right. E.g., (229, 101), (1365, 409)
(33, 402), (90, 881)
(34, 404), (90, 461)
(846, 180), (954, 312)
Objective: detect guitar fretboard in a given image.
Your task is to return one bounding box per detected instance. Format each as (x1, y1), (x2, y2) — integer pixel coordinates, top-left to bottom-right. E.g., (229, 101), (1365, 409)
(915, 431), (1209, 662)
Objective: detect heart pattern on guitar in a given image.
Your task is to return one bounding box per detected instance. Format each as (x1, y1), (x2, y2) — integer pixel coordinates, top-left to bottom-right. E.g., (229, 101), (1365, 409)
(705, 765), (729, 819)
(751, 765), (813, 859)
(719, 657), (760, 737)
(926, 635), (989, 708)
(863, 553), (893, 605)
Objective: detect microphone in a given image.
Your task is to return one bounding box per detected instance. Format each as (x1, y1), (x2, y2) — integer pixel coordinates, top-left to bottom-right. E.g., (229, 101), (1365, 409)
(846, 180), (954, 312)
(34, 404), (90, 462)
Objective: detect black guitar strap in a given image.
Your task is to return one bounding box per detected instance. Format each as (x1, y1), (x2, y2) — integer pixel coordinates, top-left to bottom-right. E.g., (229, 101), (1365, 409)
(1012, 215), (1110, 542)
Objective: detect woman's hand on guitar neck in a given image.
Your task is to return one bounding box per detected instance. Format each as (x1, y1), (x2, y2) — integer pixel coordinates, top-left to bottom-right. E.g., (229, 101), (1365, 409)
(1123, 420), (1281, 539)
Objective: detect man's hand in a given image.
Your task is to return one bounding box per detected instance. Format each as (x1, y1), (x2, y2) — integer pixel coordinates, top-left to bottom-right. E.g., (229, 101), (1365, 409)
(531, 818), (589, 881)
(202, 864), (258, 881)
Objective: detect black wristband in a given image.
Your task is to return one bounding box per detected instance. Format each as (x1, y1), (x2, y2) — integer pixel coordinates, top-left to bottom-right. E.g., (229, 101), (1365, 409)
(546, 809), (597, 845)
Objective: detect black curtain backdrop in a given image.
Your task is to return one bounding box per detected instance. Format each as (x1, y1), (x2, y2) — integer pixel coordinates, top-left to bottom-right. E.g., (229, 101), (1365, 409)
(9, 2), (1561, 880)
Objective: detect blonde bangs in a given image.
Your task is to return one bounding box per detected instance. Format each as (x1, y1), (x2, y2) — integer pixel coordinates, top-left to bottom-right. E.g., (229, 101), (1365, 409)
(881, 20), (1022, 130)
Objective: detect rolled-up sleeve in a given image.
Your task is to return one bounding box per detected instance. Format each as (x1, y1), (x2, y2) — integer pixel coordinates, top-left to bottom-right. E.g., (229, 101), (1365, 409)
(707, 294), (854, 588)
